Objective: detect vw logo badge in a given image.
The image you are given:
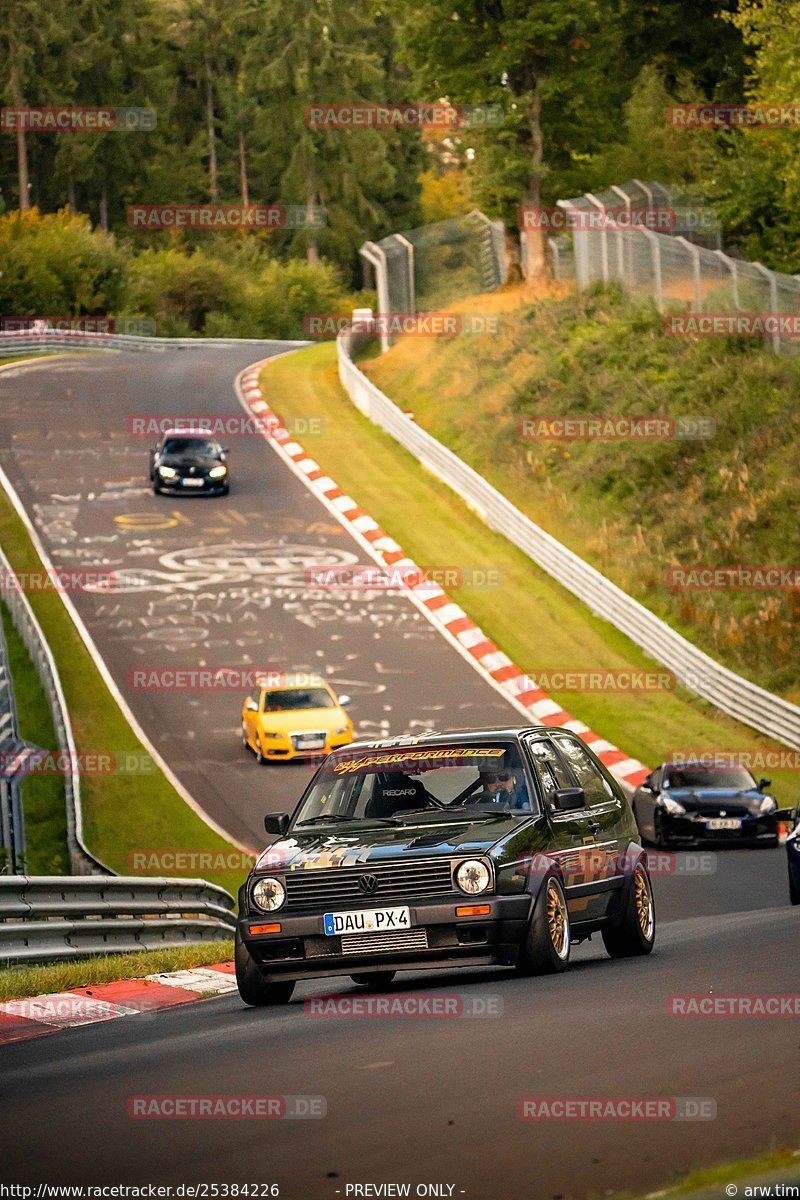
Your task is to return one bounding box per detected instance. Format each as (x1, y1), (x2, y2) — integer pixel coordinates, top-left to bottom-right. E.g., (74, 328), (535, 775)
(358, 873), (378, 896)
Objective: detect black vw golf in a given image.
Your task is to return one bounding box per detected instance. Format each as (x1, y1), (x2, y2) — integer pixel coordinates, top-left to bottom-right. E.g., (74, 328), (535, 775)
(149, 430), (230, 495)
(236, 726), (656, 1006)
(631, 760), (781, 848)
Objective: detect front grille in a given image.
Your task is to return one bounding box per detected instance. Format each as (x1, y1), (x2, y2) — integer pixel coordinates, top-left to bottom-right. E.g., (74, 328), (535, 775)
(290, 730), (326, 751)
(341, 928), (429, 955)
(284, 859), (455, 909)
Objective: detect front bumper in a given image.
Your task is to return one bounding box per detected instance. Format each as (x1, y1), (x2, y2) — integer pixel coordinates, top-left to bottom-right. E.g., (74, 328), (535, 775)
(239, 894), (533, 981)
(660, 811), (778, 845)
(254, 731), (353, 761)
(155, 475), (228, 494)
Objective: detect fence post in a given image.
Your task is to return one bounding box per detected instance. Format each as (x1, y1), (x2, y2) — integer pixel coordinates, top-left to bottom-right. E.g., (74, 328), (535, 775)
(558, 201), (588, 288)
(610, 184), (632, 285)
(359, 242), (391, 353)
(639, 229), (664, 312)
(394, 234), (415, 314)
(752, 262), (780, 352)
(585, 194), (609, 282)
(714, 249), (740, 310)
(675, 236), (703, 311)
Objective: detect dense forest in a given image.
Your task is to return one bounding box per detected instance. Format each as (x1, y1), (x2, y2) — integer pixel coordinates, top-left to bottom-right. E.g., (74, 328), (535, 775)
(0, 0), (797, 330)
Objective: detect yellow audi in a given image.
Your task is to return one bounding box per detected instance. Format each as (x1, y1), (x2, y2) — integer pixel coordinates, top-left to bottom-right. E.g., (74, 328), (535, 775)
(241, 674), (355, 763)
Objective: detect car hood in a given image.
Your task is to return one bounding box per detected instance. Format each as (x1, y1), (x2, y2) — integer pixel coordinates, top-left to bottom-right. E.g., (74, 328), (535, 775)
(254, 812), (523, 872)
(255, 708), (344, 732)
(158, 453), (221, 470)
(664, 787), (766, 813)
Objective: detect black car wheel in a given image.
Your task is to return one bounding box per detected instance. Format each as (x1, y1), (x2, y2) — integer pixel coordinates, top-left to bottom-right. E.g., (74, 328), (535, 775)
(602, 862), (656, 958)
(350, 971), (396, 989)
(518, 874), (571, 975)
(652, 810), (669, 849)
(235, 933), (295, 1007)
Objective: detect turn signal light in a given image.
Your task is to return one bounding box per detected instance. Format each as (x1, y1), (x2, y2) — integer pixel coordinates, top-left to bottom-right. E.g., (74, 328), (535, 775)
(249, 922), (282, 935)
(455, 904), (491, 917)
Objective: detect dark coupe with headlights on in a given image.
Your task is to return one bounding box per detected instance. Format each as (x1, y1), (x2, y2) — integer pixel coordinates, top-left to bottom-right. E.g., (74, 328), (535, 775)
(235, 726), (656, 1006)
(632, 761), (782, 848)
(149, 430), (230, 495)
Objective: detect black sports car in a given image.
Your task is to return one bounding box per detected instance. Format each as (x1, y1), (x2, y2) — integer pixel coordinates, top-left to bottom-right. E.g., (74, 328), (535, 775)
(632, 761), (781, 847)
(149, 431), (230, 495)
(235, 726), (656, 1006)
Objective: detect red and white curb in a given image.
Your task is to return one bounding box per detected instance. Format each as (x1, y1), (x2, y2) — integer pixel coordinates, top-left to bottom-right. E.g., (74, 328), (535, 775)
(0, 962), (236, 1045)
(235, 360), (650, 791)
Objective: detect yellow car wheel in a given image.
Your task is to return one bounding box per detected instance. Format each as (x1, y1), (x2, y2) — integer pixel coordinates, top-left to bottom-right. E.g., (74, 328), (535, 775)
(255, 736), (267, 766)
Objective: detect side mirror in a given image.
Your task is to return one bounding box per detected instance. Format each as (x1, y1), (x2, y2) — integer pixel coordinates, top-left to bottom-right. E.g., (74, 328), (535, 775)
(338, 694), (351, 707)
(641, 778), (655, 792)
(245, 697), (258, 711)
(758, 777), (772, 791)
(551, 786), (586, 813)
(773, 807), (795, 821)
(222, 446), (230, 454)
(264, 812), (290, 836)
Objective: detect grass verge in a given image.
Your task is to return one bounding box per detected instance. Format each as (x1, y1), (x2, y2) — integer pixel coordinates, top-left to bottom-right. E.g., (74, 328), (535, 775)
(259, 344), (800, 806)
(0, 482), (252, 896)
(0, 940), (234, 1001)
(632, 1146), (800, 1197)
(363, 284), (800, 701)
(0, 602), (69, 874)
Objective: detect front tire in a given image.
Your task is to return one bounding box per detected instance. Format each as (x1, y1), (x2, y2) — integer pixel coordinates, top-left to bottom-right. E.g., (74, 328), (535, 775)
(789, 869), (800, 906)
(350, 971), (396, 989)
(602, 862), (656, 958)
(255, 737), (266, 765)
(518, 874), (571, 975)
(235, 934), (295, 1007)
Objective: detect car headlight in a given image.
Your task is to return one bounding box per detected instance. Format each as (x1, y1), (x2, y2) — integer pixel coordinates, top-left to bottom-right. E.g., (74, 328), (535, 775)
(158, 465), (177, 478)
(332, 726), (349, 735)
(455, 859), (491, 895)
(759, 796), (777, 815)
(252, 876), (286, 912)
(661, 797), (686, 816)
(208, 465), (227, 478)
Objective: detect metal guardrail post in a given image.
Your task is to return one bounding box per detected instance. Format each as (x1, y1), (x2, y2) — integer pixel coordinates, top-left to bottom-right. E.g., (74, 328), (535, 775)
(394, 234), (415, 314)
(359, 242), (391, 353)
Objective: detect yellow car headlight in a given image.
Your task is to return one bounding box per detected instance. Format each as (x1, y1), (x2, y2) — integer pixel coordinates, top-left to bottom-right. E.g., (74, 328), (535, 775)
(158, 465), (177, 479)
(208, 464), (227, 479)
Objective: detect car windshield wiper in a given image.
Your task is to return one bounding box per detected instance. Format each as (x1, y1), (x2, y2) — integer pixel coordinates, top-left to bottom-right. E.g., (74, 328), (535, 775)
(295, 814), (402, 826)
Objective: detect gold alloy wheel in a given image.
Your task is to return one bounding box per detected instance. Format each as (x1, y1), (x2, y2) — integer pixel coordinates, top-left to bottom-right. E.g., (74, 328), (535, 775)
(634, 867), (655, 940)
(546, 880), (569, 959)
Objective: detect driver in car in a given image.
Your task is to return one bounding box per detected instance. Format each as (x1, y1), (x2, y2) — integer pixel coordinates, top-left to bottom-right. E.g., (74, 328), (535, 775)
(479, 768), (531, 811)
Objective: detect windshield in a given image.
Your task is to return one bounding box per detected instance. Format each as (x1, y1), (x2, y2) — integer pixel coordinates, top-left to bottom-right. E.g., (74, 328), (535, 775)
(162, 437), (219, 456)
(664, 766), (757, 790)
(264, 687), (335, 711)
(294, 742), (534, 825)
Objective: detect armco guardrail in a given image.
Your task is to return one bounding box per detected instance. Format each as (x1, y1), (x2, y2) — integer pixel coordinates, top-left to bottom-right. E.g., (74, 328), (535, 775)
(0, 331), (308, 357)
(0, 543), (109, 875)
(0, 875), (236, 963)
(0, 602), (27, 874)
(337, 326), (800, 751)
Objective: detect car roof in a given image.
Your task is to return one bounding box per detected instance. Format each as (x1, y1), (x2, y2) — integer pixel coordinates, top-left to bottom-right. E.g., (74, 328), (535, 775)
(337, 725), (549, 754)
(160, 429), (216, 440)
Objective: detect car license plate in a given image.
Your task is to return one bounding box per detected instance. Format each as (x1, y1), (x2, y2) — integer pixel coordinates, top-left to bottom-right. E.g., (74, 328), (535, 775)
(296, 735), (325, 749)
(182, 478), (204, 487)
(323, 906), (411, 937)
(706, 818), (742, 830)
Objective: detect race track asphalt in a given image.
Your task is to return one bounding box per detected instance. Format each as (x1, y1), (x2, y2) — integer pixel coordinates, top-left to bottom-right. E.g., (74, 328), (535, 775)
(0, 347), (796, 1198)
